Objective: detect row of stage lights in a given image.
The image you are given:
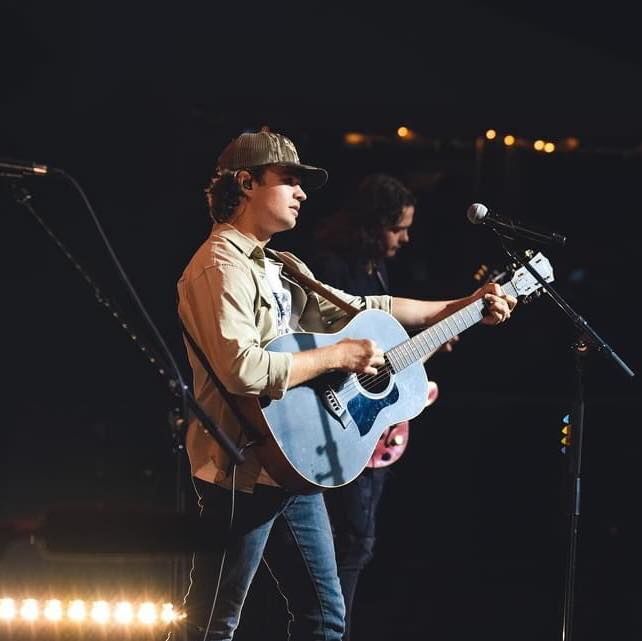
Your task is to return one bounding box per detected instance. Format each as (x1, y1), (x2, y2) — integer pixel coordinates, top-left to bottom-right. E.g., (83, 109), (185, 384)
(343, 127), (583, 154)
(0, 597), (182, 627)
(482, 128), (580, 153)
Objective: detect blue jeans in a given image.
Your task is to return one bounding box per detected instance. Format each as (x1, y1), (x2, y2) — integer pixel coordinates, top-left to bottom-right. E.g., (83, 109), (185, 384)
(181, 479), (345, 641)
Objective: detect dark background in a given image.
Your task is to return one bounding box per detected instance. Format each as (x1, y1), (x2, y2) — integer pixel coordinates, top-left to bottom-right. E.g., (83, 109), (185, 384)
(1, 2), (640, 640)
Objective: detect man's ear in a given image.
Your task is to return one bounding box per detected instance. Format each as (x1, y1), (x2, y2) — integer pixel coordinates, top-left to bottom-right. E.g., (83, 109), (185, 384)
(236, 170), (253, 191)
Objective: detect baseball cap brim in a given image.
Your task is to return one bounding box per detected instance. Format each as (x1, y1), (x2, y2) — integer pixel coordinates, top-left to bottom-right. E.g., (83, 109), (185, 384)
(277, 162), (328, 190)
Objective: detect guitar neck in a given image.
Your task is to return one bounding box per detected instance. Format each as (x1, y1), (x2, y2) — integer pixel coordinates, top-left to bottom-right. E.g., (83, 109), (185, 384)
(385, 282), (516, 373)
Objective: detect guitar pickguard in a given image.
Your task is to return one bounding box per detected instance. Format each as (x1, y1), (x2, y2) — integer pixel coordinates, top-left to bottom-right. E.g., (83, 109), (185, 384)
(346, 384), (400, 436)
(317, 370), (399, 436)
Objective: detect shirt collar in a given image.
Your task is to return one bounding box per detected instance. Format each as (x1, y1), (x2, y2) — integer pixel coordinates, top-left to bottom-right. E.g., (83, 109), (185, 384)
(212, 223), (266, 260)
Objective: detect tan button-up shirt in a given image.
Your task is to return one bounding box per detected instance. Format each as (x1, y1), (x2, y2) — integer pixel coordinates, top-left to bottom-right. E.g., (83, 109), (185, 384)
(177, 223), (392, 492)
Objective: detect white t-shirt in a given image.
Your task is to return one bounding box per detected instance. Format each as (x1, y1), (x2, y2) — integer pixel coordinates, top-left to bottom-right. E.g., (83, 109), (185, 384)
(264, 258), (301, 334)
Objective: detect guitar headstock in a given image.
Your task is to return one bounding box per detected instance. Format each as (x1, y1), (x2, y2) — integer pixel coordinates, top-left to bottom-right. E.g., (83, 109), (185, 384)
(505, 251), (554, 302)
(474, 251), (554, 303)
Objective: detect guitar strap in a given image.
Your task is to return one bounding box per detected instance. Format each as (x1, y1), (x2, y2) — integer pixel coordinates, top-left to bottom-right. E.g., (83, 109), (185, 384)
(178, 317), (266, 446)
(266, 249), (361, 318)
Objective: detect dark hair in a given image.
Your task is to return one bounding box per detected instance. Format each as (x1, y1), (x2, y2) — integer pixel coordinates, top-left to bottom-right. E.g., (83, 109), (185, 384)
(204, 165), (269, 222)
(316, 173), (416, 260)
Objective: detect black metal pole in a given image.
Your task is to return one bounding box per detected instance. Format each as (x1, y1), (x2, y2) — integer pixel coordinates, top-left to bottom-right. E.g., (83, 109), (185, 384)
(491, 240), (634, 641)
(561, 339), (588, 641)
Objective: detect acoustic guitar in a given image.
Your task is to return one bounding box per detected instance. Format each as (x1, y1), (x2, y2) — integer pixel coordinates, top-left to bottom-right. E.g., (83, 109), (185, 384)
(250, 252), (553, 493)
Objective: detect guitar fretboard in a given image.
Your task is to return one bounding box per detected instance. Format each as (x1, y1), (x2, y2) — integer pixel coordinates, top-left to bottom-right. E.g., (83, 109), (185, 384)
(386, 299), (486, 373)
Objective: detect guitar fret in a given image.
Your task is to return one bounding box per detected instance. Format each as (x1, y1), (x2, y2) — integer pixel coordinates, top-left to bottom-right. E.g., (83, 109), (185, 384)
(463, 304), (478, 327)
(402, 341), (412, 367)
(443, 316), (457, 337)
(386, 350), (401, 373)
(408, 337), (422, 361)
(427, 327), (440, 350)
(434, 322), (449, 344)
(473, 300), (485, 323)
(452, 311), (463, 332)
(417, 332), (433, 355)
(393, 347), (407, 372)
(387, 302), (489, 375)
(384, 297), (501, 375)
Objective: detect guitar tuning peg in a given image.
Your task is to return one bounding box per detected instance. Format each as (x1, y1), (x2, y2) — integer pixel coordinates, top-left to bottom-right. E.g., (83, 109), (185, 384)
(522, 290), (541, 304)
(473, 264), (488, 282)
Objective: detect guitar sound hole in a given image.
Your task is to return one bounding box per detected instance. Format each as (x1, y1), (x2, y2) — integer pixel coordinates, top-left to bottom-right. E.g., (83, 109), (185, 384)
(357, 369), (391, 394)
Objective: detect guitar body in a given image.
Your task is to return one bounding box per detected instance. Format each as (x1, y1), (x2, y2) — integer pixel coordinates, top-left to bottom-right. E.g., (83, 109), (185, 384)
(255, 309), (429, 493)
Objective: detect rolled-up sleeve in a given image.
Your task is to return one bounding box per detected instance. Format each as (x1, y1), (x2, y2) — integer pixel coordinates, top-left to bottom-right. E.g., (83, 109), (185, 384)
(179, 263), (292, 399)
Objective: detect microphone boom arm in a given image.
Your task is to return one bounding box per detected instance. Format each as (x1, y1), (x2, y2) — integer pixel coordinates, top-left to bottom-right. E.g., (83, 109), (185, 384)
(484, 217), (567, 246)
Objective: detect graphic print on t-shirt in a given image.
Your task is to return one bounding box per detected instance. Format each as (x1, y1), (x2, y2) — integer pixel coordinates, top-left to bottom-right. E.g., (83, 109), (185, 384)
(265, 259), (293, 336)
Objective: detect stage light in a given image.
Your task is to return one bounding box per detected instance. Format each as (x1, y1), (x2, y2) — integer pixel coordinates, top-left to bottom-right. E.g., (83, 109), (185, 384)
(544, 142), (555, 153)
(20, 598), (39, 621)
(160, 602), (178, 624)
(344, 132), (367, 145)
(560, 136), (580, 151)
(114, 601), (134, 624)
(0, 598), (16, 620)
(533, 139), (545, 151)
(67, 599), (86, 621)
(90, 600), (110, 624)
(43, 599), (64, 622)
(503, 135), (515, 146)
(485, 129), (497, 140)
(396, 126), (418, 141)
(138, 601), (158, 625)
(0, 595), (182, 629)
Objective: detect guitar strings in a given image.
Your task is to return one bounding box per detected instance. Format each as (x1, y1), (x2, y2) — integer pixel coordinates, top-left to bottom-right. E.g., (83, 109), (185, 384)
(336, 339), (432, 398)
(333, 288), (494, 401)
(336, 331), (444, 399)
(335, 362), (394, 399)
(337, 333), (437, 398)
(335, 304), (482, 398)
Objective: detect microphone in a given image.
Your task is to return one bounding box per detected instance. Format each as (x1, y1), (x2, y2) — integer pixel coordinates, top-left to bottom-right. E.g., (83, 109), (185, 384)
(0, 159), (50, 177)
(467, 203), (566, 246)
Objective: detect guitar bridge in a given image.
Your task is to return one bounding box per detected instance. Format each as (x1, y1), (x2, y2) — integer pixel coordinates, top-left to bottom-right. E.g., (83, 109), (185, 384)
(322, 386), (345, 417)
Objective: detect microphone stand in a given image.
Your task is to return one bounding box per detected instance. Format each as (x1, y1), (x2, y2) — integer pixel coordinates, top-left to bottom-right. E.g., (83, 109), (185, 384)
(496, 237), (634, 641)
(8, 180), (245, 607)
